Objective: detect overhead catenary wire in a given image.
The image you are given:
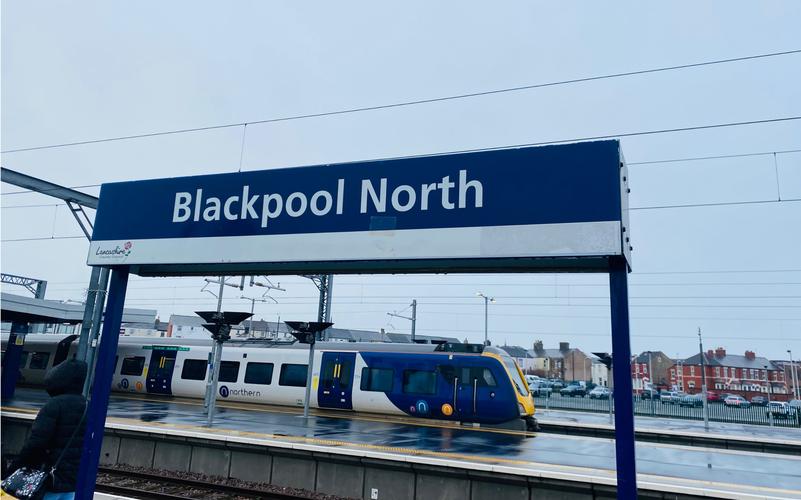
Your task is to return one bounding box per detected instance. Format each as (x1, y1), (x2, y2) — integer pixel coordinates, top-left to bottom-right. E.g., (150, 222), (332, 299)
(3, 48), (800, 155)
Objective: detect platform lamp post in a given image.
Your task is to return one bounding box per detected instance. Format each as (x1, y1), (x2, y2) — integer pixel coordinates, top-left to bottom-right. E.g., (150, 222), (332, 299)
(196, 310), (253, 427)
(476, 292), (495, 346)
(284, 321), (334, 419)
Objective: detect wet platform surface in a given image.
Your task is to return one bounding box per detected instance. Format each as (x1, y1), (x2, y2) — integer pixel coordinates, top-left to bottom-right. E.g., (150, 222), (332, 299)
(4, 388), (801, 497)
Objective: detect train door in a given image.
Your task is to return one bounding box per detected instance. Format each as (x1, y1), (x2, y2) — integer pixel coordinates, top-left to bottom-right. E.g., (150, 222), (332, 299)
(459, 366), (498, 420)
(318, 352), (356, 410)
(53, 335), (78, 366)
(146, 349), (177, 395)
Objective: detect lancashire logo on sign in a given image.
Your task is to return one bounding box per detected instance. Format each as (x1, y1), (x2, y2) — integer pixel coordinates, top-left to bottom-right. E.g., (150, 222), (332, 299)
(94, 241), (133, 260)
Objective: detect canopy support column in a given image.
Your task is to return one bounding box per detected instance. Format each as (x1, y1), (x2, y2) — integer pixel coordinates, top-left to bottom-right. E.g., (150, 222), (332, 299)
(609, 256), (637, 498)
(75, 267), (129, 500)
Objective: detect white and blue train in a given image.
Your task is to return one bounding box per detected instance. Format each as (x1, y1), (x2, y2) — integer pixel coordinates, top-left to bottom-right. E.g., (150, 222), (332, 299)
(3, 334), (537, 430)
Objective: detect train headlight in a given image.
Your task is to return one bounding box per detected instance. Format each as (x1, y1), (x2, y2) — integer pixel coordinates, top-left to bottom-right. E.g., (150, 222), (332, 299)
(518, 403), (526, 415)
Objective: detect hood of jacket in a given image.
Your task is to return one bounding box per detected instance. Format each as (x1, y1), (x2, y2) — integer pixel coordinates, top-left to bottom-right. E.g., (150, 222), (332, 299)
(45, 359), (88, 396)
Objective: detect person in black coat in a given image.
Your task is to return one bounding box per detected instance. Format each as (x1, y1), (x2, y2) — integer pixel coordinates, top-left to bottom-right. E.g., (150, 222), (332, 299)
(16, 359), (87, 498)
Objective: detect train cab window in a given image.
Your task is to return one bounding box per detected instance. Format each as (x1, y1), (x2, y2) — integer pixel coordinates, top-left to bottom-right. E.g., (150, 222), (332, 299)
(181, 359), (207, 380)
(459, 367), (497, 387)
(244, 362), (273, 385)
(360, 367), (393, 392)
(219, 361), (240, 383)
(279, 364), (307, 387)
(402, 370), (437, 395)
(29, 352), (51, 370)
(120, 356), (145, 376)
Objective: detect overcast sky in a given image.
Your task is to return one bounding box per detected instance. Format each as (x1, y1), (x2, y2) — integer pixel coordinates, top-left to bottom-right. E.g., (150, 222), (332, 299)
(2, 1), (800, 360)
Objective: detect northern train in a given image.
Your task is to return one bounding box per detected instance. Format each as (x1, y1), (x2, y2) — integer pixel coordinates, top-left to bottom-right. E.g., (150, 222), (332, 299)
(2, 333), (538, 430)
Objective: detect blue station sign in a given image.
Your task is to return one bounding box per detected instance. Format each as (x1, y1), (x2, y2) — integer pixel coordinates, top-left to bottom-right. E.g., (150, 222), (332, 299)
(88, 140), (630, 275)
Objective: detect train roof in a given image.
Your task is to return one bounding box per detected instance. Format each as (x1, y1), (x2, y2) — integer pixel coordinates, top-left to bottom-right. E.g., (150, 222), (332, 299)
(3, 333), (506, 357)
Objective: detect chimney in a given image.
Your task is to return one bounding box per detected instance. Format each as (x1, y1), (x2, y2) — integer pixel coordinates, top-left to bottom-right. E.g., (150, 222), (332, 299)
(745, 350), (756, 360)
(707, 349), (714, 358)
(559, 342), (570, 352)
(715, 347), (726, 358)
(533, 340), (544, 354)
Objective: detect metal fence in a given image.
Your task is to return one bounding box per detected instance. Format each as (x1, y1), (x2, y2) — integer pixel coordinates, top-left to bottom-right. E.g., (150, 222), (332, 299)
(534, 393), (801, 428)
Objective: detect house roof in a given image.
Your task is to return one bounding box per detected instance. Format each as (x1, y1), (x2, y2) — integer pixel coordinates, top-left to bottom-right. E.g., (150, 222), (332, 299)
(633, 351), (669, 363)
(682, 352), (778, 370)
(528, 348), (570, 359)
(168, 314), (205, 327)
(500, 346), (532, 358)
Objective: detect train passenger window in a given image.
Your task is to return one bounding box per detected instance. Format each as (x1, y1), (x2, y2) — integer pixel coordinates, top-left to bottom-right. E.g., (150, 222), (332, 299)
(219, 361), (240, 383)
(360, 367), (393, 392)
(279, 364), (307, 387)
(339, 362), (352, 389)
(244, 362), (273, 385)
(20, 351), (29, 369)
(402, 370), (436, 395)
(181, 359), (207, 380)
(459, 367), (497, 387)
(29, 352), (51, 370)
(120, 356), (145, 376)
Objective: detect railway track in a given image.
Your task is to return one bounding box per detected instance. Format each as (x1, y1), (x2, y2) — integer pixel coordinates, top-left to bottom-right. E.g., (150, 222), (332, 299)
(96, 467), (344, 500)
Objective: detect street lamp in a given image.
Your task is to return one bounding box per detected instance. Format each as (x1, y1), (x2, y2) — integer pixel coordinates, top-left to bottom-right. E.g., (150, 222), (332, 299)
(476, 292), (495, 346)
(788, 350), (799, 400)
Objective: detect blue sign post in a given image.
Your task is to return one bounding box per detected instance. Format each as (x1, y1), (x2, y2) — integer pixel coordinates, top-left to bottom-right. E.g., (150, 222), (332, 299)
(76, 140), (635, 499)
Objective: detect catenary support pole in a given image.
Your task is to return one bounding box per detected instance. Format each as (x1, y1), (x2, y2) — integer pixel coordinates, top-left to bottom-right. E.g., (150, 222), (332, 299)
(411, 299), (417, 343)
(609, 256), (637, 499)
(83, 267), (110, 397)
(698, 328), (710, 431)
(75, 268), (129, 500)
(76, 266), (101, 361)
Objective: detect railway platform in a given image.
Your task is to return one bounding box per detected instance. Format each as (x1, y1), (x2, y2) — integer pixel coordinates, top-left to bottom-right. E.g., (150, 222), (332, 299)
(3, 388), (801, 499)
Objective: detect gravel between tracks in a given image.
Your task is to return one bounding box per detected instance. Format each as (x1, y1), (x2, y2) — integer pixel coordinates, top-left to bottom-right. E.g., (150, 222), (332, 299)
(98, 464), (355, 500)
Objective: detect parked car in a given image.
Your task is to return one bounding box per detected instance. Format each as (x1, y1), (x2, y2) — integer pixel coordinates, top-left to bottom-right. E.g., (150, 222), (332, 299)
(724, 395), (751, 408)
(589, 387), (611, 399)
(530, 382), (553, 397)
(766, 401), (795, 419)
(525, 375), (542, 386)
(660, 391), (686, 404)
(640, 389), (659, 400)
(789, 400), (801, 412)
(678, 394), (704, 408)
(549, 380), (566, 390)
(750, 395), (769, 406)
(560, 385), (586, 397)
(706, 391), (720, 403)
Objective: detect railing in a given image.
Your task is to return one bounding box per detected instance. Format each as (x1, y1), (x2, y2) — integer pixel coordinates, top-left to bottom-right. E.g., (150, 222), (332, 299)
(533, 393), (801, 428)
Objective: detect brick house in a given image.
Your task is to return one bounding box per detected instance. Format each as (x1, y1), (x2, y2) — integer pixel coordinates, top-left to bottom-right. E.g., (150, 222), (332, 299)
(669, 347), (789, 401)
(528, 341), (592, 381)
(631, 351), (672, 392)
